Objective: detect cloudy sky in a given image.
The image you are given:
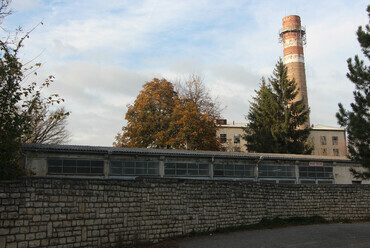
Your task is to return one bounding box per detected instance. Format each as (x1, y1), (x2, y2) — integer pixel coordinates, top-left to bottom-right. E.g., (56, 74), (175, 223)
(3, 0), (368, 146)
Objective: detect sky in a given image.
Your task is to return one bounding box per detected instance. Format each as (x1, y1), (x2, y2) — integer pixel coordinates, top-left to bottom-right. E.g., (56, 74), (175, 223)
(2, 0), (368, 146)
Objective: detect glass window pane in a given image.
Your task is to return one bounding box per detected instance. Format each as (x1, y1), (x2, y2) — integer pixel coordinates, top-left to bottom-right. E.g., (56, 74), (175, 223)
(165, 168), (175, 176)
(299, 167), (308, 178)
(176, 169), (187, 175)
(111, 161), (121, 167)
(188, 163), (198, 170)
(148, 168), (158, 175)
(123, 167), (135, 175)
(199, 169), (209, 176)
(317, 172), (324, 178)
(110, 167), (122, 175)
(91, 161), (104, 174)
(245, 166), (254, 177)
(308, 172), (316, 177)
(268, 165), (277, 177)
(48, 159), (62, 173)
(286, 167), (295, 177)
(199, 164), (209, 170)
(48, 159), (62, 166)
(148, 162), (159, 175)
(124, 161), (135, 168)
(166, 163), (176, 169)
(214, 164), (223, 170)
(308, 167), (316, 172)
(136, 162), (146, 168)
(135, 162), (147, 174)
(63, 160), (76, 173)
(214, 169), (224, 176)
(122, 161), (134, 174)
(188, 169), (199, 176)
(234, 170), (244, 176)
(91, 168), (103, 174)
(77, 160), (90, 173)
(224, 170), (234, 176)
(48, 166), (62, 173)
(177, 163), (187, 169)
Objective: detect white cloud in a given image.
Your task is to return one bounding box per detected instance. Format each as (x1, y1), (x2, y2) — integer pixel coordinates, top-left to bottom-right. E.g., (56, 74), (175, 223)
(5, 0), (369, 145)
(11, 0), (43, 12)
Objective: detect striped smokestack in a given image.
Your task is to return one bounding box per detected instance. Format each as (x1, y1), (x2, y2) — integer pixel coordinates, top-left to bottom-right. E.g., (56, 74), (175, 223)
(279, 15), (310, 127)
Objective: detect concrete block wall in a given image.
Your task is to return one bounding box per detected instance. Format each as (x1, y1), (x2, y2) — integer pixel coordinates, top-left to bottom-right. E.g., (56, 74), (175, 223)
(0, 177), (369, 247)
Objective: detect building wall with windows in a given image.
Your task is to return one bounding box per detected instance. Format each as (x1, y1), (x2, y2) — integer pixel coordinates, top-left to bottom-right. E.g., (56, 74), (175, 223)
(22, 143), (368, 185)
(217, 122), (347, 157)
(309, 125), (347, 157)
(217, 123), (248, 152)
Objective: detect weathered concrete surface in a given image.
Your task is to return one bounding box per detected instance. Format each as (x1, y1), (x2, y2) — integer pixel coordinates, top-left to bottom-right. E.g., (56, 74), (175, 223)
(179, 222), (370, 248)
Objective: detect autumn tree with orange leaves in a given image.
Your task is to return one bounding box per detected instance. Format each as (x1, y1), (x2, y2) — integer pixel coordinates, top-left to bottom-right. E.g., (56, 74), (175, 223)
(114, 77), (221, 150)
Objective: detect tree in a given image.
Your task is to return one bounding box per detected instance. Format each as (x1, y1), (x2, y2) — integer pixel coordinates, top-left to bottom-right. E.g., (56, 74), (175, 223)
(337, 5), (370, 179)
(0, 31), (27, 179)
(169, 98), (220, 150)
(114, 78), (178, 148)
(243, 59), (311, 154)
(175, 75), (222, 120)
(21, 105), (71, 144)
(114, 77), (221, 150)
(0, 0), (69, 179)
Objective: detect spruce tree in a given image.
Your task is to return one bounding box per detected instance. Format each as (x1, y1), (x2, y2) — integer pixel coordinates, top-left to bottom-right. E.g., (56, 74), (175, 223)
(337, 5), (370, 179)
(244, 59), (311, 154)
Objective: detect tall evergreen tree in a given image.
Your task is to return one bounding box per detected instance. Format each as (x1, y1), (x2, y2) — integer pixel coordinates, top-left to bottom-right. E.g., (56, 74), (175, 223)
(337, 5), (370, 179)
(243, 59), (311, 154)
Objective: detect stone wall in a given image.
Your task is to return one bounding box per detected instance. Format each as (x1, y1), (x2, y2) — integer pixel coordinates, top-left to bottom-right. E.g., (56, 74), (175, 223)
(0, 177), (369, 248)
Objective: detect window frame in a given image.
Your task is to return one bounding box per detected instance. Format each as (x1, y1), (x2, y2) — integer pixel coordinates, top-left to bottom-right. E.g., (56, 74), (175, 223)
(47, 158), (105, 175)
(220, 134), (227, 143)
(258, 164), (296, 178)
(109, 160), (160, 176)
(333, 148), (339, 156)
(320, 136), (327, 145)
(234, 134), (241, 144)
(332, 136), (339, 146)
(213, 163), (255, 178)
(164, 162), (209, 177)
(299, 166), (333, 179)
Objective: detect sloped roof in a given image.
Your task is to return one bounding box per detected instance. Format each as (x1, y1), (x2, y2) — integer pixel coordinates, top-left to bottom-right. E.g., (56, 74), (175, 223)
(22, 143), (351, 163)
(311, 124), (345, 131)
(219, 123), (247, 128)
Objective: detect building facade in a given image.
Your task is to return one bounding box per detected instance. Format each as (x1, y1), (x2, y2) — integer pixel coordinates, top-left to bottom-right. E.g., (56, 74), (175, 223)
(217, 120), (347, 157)
(309, 125), (347, 157)
(22, 143), (365, 185)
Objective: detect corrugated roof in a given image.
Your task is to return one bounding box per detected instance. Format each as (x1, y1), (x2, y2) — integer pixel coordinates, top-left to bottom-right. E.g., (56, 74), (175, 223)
(219, 123), (247, 128)
(219, 123), (345, 131)
(22, 143), (351, 163)
(312, 124), (345, 131)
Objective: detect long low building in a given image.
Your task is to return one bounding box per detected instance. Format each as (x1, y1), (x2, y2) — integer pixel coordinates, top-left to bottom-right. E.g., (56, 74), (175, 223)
(21, 143), (368, 185)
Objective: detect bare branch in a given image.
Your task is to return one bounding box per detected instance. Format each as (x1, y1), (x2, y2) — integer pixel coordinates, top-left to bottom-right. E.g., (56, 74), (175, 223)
(175, 74), (223, 120)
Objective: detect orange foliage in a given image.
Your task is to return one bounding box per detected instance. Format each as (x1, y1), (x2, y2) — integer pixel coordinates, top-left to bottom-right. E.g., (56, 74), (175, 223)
(114, 78), (221, 151)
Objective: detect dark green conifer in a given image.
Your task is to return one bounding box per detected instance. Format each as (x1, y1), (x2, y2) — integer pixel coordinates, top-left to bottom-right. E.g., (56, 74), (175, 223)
(244, 58), (311, 154)
(337, 5), (370, 179)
